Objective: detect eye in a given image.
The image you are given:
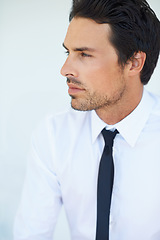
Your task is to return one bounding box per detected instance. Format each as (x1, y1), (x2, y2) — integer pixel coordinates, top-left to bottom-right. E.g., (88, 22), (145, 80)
(81, 52), (91, 57)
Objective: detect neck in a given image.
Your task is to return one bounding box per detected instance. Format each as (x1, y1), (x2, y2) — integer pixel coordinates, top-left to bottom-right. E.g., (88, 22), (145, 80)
(96, 86), (144, 125)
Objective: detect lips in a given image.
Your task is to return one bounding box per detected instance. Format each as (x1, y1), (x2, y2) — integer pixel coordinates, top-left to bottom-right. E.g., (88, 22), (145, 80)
(67, 83), (85, 95)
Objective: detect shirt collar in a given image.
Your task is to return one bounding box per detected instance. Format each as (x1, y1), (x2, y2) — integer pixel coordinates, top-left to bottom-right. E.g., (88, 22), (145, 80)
(91, 88), (155, 147)
(91, 110), (107, 144)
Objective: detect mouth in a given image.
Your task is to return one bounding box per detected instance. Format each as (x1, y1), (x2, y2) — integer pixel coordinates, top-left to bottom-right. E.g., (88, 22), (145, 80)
(67, 83), (85, 95)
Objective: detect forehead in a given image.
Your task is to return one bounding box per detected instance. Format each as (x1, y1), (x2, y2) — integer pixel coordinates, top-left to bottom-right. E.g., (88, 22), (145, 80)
(64, 17), (113, 50)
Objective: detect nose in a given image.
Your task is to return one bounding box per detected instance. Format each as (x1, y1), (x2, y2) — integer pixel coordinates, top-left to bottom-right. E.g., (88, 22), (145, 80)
(60, 56), (78, 77)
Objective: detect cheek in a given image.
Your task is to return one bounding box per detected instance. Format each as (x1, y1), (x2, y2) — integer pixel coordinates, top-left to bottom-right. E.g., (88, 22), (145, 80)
(85, 64), (115, 87)
(79, 59), (121, 89)
(91, 60), (118, 77)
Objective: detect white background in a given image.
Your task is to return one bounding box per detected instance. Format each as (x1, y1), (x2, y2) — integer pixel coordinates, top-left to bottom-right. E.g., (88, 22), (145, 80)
(0, 0), (160, 239)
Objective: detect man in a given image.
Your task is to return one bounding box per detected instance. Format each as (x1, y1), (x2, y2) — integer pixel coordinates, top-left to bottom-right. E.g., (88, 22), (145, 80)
(14, 0), (160, 239)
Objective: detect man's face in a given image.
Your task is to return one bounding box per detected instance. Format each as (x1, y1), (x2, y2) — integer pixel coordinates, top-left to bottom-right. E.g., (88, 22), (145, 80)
(61, 17), (129, 112)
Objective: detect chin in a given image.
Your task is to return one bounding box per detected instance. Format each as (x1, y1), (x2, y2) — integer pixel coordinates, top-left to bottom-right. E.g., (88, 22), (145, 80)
(71, 100), (91, 111)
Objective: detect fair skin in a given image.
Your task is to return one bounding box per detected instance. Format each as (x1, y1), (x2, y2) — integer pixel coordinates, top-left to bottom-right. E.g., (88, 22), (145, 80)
(61, 17), (146, 124)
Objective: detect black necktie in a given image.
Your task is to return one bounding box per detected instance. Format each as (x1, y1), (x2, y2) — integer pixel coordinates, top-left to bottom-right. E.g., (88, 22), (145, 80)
(96, 129), (118, 240)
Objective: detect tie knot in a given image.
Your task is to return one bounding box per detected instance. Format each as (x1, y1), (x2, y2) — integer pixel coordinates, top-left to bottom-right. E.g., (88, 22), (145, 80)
(101, 129), (118, 147)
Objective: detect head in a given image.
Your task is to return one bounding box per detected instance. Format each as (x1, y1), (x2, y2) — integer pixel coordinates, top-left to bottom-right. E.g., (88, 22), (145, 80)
(69, 0), (160, 85)
(61, 0), (160, 119)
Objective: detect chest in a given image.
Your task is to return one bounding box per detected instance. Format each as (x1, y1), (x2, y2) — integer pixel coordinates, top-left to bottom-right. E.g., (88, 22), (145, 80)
(57, 132), (160, 239)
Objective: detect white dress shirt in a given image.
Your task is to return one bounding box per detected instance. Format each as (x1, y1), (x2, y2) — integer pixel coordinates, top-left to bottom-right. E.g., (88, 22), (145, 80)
(14, 88), (160, 240)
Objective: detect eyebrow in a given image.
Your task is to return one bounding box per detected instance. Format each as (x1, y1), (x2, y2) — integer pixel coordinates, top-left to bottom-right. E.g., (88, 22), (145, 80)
(62, 43), (96, 52)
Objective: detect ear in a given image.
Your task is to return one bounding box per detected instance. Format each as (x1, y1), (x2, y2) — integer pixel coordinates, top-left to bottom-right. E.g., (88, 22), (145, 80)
(128, 51), (146, 77)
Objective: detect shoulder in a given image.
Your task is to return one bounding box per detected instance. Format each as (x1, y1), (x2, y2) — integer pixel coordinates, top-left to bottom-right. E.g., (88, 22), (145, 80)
(49, 107), (91, 126)
(29, 108), (93, 169)
(46, 107), (92, 132)
(32, 108), (92, 143)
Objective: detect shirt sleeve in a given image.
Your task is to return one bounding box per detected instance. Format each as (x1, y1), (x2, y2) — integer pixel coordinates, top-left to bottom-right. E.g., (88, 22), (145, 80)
(13, 120), (62, 240)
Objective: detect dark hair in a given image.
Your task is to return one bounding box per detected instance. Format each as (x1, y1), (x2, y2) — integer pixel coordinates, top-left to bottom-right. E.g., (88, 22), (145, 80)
(69, 0), (160, 85)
